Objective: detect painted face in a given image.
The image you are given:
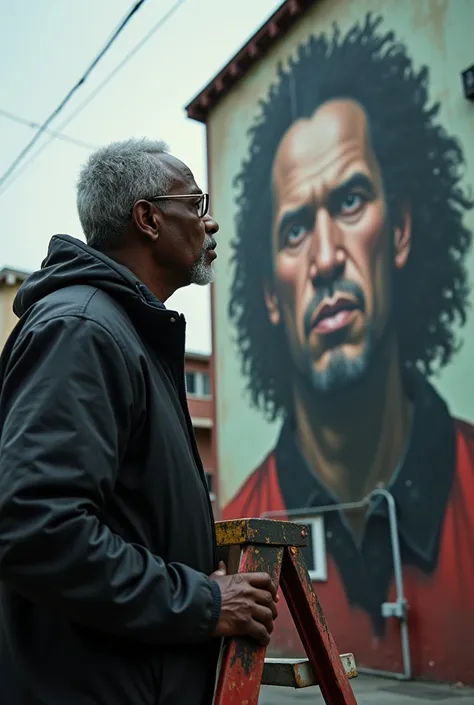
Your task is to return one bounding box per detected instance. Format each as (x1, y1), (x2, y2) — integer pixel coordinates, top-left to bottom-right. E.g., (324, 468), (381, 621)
(266, 99), (410, 393)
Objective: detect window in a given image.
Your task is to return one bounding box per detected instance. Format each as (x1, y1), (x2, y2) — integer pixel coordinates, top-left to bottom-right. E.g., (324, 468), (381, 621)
(202, 372), (211, 396)
(185, 370), (211, 398)
(185, 371), (197, 395)
(204, 472), (213, 493)
(204, 472), (216, 502)
(294, 516), (327, 581)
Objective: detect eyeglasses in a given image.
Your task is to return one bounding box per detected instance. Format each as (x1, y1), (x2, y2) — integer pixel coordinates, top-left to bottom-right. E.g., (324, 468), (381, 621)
(148, 192), (209, 218)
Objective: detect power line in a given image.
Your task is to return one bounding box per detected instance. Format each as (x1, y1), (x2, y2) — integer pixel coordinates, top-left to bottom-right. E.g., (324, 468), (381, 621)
(0, 108), (99, 150)
(0, 0), (186, 198)
(0, 0), (149, 189)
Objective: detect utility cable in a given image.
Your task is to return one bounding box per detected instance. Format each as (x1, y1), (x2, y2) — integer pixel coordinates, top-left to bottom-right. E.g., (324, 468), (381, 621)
(0, 108), (99, 150)
(0, 0), (149, 188)
(0, 0), (185, 198)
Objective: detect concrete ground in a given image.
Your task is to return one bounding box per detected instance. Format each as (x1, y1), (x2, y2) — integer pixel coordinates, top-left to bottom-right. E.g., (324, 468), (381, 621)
(258, 674), (474, 704)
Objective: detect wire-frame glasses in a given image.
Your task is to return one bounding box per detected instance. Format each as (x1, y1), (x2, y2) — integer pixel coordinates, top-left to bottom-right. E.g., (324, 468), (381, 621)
(148, 192), (209, 217)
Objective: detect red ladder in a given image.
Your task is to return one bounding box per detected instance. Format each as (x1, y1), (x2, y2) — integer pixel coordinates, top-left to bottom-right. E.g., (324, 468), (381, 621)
(213, 518), (358, 705)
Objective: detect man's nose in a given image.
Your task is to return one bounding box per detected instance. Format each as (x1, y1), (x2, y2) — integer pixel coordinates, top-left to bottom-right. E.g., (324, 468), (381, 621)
(204, 213), (219, 236)
(309, 209), (344, 280)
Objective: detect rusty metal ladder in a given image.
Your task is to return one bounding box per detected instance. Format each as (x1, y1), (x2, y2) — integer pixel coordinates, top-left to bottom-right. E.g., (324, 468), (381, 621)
(213, 518), (358, 705)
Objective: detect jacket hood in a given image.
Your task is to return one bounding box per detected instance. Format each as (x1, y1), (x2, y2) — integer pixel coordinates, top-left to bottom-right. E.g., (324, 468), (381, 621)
(14, 235), (167, 318)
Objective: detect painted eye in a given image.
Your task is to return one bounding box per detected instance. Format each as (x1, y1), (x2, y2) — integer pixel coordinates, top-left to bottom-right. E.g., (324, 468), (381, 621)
(285, 224), (308, 247)
(340, 193), (364, 215)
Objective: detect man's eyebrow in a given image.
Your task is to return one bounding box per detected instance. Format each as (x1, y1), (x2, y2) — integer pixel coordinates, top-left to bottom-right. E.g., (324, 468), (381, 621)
(276, 204), (311, 240)
(329, 172), (376, 202)
(276, 172), (376, 236)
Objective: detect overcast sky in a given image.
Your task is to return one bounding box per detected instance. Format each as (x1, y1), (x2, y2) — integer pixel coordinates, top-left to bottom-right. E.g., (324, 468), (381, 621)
(0, 0), (282, 353)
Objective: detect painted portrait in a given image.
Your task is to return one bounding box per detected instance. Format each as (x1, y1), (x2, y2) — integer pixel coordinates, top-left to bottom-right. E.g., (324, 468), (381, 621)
(207, 3), (474, 682)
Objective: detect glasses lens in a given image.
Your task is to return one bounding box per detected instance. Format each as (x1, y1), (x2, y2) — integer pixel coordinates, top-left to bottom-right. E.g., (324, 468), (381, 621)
(200, 193), (209, 217)
(197, 195), (203, 217)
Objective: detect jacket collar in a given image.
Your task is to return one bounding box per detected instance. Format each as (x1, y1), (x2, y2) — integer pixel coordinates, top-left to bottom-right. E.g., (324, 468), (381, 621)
(275, 373), (455, 564)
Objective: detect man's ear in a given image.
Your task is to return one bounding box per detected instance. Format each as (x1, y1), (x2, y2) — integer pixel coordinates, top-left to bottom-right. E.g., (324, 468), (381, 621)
(264, 283), (280, 326)
(393, 203), (412, 270)
(133, 200), (161, 242)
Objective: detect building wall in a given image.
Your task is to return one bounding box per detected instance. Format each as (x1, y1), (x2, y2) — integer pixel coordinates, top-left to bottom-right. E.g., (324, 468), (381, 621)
(184, 353), (215, 508)
(194, 428), (212, 470)
(0, 283), (20, 350)
(203, 0), (474, 684)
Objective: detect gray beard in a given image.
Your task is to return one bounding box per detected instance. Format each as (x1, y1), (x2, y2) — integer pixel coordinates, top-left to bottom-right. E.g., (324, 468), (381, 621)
(190, 235), (215, 286)
(307, 326), (376, 394)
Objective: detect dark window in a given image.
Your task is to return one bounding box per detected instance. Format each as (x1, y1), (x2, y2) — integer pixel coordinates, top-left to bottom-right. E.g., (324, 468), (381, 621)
(294, 518), (327, 581)
(205, 472), (213, 493)
(185, 371), (196, 394)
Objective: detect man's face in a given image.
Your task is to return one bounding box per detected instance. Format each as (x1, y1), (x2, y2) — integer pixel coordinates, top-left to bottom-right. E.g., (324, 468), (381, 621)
(154, 153), (219, 287)
(266, 99), (410, 393)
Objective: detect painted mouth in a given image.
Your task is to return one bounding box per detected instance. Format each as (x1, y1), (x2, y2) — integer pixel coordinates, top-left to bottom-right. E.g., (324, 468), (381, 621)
(311, 296), (360, 334)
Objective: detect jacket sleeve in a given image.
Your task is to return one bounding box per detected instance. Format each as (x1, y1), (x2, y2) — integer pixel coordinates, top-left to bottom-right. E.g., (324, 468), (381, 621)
(0, 314), (221, 644)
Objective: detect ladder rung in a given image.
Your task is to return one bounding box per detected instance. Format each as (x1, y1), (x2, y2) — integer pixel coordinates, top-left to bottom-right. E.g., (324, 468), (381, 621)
(262, 653), (358, 689)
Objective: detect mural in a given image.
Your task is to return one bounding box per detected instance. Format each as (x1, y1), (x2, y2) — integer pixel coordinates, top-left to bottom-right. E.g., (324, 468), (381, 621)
(209, 3), (474, 684)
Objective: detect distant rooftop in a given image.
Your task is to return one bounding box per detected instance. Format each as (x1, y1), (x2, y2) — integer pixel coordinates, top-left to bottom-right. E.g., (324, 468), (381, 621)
(0, 267), (30, 285)
(185, 350), (211, 361)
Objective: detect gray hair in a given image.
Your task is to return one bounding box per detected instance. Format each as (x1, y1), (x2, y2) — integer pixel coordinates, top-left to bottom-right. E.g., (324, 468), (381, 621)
(76, 137), (172, 250)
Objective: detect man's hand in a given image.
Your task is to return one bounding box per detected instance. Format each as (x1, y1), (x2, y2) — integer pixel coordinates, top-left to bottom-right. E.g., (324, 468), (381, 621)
(210, 562), (278, 646)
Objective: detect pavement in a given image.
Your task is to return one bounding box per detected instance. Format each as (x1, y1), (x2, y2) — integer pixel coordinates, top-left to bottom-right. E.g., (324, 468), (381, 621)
(258, 675), (474, 704)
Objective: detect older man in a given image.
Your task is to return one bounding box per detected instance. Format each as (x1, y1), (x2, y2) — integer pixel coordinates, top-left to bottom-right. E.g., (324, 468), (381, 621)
(0, 138), (278, 705)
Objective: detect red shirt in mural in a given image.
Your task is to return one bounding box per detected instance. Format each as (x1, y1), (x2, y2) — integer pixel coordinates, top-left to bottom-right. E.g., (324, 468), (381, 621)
(222, 376), (474, 683)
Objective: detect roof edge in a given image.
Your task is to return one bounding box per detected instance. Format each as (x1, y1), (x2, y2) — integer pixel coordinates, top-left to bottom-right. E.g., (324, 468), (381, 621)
(0, 267), (30, 285)
(185, 350), (211, 361)
(185, 0), (316, 124)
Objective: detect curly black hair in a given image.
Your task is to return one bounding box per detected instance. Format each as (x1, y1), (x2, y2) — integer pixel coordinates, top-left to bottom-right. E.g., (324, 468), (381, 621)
(228, 13), (473, 421)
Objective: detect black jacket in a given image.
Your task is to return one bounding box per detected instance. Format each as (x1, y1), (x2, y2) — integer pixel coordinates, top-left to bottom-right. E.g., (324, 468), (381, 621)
(0, 235), (221, 705)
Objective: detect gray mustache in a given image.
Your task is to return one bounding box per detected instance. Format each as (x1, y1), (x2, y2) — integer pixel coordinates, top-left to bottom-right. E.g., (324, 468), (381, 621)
(303, 280), (366, 338)
(204, 236), (216, 251)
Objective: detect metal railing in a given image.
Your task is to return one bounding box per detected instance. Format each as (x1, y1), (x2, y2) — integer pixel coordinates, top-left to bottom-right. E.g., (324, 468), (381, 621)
(262, 488), (412, 680)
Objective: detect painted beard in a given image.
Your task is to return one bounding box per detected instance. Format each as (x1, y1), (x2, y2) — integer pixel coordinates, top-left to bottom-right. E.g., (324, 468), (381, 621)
(190, 235), (216, 286)
(302, 278), (375, 393)
(306, 325), (376, 393)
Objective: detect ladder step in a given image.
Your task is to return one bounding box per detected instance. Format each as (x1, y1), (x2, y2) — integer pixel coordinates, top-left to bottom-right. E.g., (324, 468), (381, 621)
(262, 653), (357, 689)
